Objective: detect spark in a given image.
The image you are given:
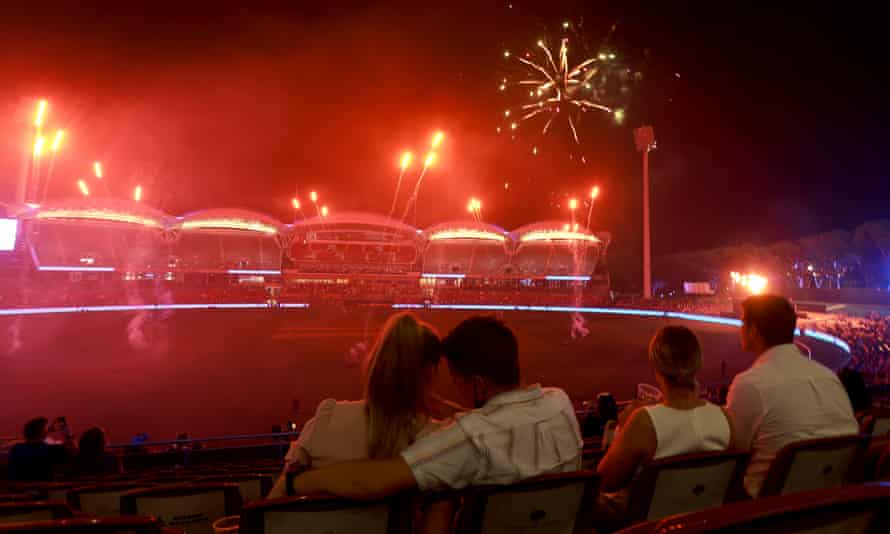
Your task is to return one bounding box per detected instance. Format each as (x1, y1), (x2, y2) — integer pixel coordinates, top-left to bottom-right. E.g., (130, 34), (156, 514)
(34, 100), (48, 128)
(93, 161), (103, 179)
(292, 198), (300, 210)
(569, 198), (578, 210)
(389, 151), (413, 218)
(424, 152), (437, 168)
(320, 205), (329, 217)
(50, 129), (65, 152)
(133, 185), (142, 202)
(33, 136), (45, 157)
(309, 191), (318, 203)
(613, 109), (625, 124)
(431, 131), (445, 149)
(400, 151), (413, 170)
(77, 179), (90, 196)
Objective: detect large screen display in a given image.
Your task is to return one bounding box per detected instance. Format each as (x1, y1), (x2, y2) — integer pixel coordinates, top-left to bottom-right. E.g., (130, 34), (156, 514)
(0, 219), (18, 251)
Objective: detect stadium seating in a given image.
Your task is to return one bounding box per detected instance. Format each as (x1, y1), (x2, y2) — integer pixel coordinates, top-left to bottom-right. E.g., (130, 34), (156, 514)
(615, 482), (890, 534)
(864, 408), (890, 437)
(0, 501), (74, 524)
(759, 434), (868, 497)
(119, 482), (242, 534)
(455, 470), (598, 534)
(623, 450), (749, 524)
(240, 494), (410, 534)
(67, 481), (158, 516)
(195, 473), (273, 503)
(0, 515), (184, 533)
(7, 482), (82, 502)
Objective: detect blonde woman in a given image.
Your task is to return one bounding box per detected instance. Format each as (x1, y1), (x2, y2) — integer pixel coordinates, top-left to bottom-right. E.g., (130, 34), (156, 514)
(270, 312), (444, 497)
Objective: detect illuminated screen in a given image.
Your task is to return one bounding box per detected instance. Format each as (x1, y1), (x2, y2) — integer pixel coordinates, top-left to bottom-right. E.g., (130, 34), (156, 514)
(0, 219), (17, 251)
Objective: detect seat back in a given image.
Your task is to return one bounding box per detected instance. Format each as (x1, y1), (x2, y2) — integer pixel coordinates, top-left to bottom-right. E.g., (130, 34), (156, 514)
(0, 501), (73, 524)
(240, 495), (403, 534)
(0, 515), (166, 533)
(120, 483), (241, 534)
(196, 474), (273, 503)
(67, 482), (158, 516)
(625, 450), (748, 523)
(457, 470), (598, 534)
(760, 435), (868, 497)
(871, 416), (890, 437)
(8, 483), (80, 502)
(616, 482), (890, 534)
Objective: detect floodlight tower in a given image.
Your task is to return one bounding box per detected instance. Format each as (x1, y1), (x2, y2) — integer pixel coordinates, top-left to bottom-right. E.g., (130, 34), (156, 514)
(634, 126), (656, 299)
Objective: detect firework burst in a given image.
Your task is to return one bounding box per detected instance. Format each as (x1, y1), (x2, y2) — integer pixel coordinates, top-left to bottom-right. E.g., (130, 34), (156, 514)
(500, 23), (638, 148)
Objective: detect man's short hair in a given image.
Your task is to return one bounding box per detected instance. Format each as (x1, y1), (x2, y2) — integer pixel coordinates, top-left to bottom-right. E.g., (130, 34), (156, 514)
(442, 316), (520, 386)
(23, 417), (48, 441)
(742, 294), (797, 347)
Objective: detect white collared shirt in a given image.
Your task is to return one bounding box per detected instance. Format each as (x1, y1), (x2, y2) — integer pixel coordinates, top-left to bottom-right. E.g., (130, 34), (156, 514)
(401, 384), (583, 491)
(727, 343), (858, 497)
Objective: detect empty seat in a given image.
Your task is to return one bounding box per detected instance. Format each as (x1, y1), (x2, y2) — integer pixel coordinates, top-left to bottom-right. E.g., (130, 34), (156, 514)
(616, 482), (890, 534)
(0, 515), (182, 533)
(0, 501), (74, 524)
(120, 483), (241, 534)
(624, 450), (749, 524)
(759, 435), (868, 497)
(240, 494), (409, 534)
(67, 482), (158, 516)
(456, 470), (599, 534)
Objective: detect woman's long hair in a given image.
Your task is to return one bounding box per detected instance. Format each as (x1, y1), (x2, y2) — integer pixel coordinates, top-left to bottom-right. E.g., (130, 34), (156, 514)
(364, 312), (441, 459)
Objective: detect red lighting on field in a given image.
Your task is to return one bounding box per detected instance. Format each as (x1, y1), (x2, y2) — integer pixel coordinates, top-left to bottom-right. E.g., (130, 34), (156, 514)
(93, 161), (103, 179)
(133, 185), (142, 202)
(77, 179), (90, 197)
(292, 198), (300, 210)
(34, 99), (48, 128)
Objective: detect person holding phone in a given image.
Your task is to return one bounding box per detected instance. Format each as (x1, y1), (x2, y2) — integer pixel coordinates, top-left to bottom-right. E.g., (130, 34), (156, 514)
(8, 417), (77, 481)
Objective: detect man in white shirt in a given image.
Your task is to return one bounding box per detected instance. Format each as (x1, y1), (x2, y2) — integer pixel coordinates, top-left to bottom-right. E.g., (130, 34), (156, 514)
(292, 316), (583, 499)
(727, 295), (858, 497)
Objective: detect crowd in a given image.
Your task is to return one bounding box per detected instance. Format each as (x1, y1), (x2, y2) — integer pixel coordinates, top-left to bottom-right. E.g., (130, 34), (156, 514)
(818, 314), (890, 384)
(3, 294), (876, 531)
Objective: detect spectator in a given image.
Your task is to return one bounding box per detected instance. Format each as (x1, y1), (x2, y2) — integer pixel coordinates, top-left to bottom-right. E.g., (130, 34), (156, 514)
(596, 326), (733, 523)
(8, 417), (76, 481)
(67, 427), (122, 478)
(269, 312), (444, 498)
(290, 315), (582, 502)
(727, 295), (858, 497)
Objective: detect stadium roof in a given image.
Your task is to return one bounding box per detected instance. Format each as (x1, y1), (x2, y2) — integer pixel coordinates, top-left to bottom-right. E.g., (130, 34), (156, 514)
(424, 220), (509, 243)
(178, 208), (283, 235)
(33, 197), (169, 228)
(513, 220), (601, 244)
(293, 211), (418, 235)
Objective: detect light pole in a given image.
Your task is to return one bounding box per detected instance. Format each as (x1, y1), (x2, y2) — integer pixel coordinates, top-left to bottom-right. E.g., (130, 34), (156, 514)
(634, 126), (656, 299)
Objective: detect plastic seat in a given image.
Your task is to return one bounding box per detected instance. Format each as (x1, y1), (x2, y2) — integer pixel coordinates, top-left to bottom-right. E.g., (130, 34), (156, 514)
(624, 450), (749, 524)
(195, 474), (273, 503)
(456, 470), (599, 534)
(120, 483), (241, 534)
(616, 482), (890, 534)
(67, 482), (158, 516)
(759, 434), (868, 497)
(0, 515), (183, 533)
(240, 494), (408, 534)
(0, 501), (74, 524)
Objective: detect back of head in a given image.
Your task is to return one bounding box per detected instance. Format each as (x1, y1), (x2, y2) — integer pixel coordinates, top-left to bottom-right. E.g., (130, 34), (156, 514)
(78, 427), (107, 458)
(364, 312), (441, 459)
(442, 316), (520, 387)
(742, 294), (797, 348)
(23, 417), (48, 442)
(649, 326), (702, 389)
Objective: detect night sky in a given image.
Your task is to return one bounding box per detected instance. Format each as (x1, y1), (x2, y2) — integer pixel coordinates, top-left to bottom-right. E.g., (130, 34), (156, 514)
(1, 1), (887, 258)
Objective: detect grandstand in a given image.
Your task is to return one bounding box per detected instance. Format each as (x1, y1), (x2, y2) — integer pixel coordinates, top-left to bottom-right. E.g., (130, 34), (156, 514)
(512, 221), (607, 277)
(172, 209), (283, 273)
(422, 220), (510, 276)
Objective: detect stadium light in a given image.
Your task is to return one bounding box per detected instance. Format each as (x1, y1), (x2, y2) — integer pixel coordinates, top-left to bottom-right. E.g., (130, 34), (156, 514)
(181, 219), (277, 235)
(37, 209), (162, 228)
(521, 229), (600, 243)
(429, 229), (505, 242)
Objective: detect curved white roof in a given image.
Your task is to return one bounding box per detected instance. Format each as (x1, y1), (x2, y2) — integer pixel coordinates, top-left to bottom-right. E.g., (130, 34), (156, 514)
(512, 220), (601, 244)
(33, 197), (170, 228)
(423, 220), (509, 243)
(178, 208), (283, 235)
(294, 211), (418, 235)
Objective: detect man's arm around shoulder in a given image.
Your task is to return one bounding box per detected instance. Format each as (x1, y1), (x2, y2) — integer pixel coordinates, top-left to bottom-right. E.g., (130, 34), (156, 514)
(292, 457), (417, 501)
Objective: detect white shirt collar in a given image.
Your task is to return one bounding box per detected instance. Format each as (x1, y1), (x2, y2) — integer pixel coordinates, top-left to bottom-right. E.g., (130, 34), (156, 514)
(484, 384), (543, 407)
(753, 343), (802, 367)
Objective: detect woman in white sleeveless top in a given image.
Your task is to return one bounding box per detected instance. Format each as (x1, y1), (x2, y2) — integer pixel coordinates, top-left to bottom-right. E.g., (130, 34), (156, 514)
(597, 326), (735, 507)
